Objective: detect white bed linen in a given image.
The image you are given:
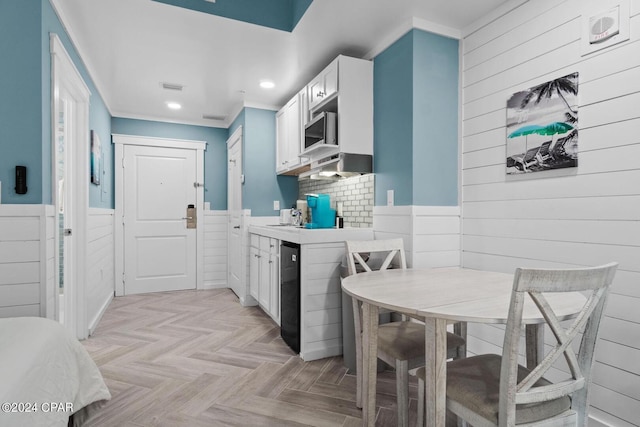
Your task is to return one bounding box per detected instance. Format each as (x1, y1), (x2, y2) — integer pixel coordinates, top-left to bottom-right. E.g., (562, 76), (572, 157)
(0, 317), (110, 427)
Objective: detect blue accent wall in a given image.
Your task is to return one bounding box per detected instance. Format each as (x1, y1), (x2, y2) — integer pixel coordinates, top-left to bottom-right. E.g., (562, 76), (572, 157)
(373, 31), (414, 207)
(0, 1), (43, 204)
(0, 0), (112, 206)
(373, 29), (459, 207)
(412, 30), (459, 206)
(111, 118), (229, 210)
(230, 107), (298, 216)
(152, 0), (312, 32)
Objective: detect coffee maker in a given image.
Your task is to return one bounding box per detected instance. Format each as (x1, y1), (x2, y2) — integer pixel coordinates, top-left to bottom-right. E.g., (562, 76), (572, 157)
(304, 194), (336, 229)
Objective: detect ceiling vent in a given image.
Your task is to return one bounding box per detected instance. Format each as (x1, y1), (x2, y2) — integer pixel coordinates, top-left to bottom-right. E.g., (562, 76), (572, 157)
(161, 82), (184, 91)
(202, 114), (226, 121)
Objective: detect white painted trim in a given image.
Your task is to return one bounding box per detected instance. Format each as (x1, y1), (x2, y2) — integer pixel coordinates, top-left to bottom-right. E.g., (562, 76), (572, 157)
(51, 33), (91, 340)
(0, 204), (47, 216)
(196, 148), (205, 290)
(227, 126), (243, 148)
(241, 101), (280, 112)
(112, 134), (206, 150)
(225, 102), (281, 128)
(226, 103), (245, 128)
(412, 17), (462, 40)
(111, 110), (227, 129)
(114, 142), (125, 296)
(88, 292), (113, 336)
(49, 0), (112, 114)
(364, 17), (462, 61)
(114, 136), (206, 296)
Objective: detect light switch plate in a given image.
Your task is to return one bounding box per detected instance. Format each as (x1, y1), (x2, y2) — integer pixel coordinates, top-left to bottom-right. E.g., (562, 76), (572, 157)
(273, 200), (280, 210)
(387, 190), (394, 206)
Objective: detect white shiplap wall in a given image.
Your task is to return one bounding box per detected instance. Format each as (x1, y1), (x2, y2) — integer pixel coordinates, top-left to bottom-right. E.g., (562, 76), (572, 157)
(373, 206), (461, 268)
(0, 205), (54, 318)
(203, 210), (228, 289)
(461, 1), (640, 426)
(87, 208), (115, 334)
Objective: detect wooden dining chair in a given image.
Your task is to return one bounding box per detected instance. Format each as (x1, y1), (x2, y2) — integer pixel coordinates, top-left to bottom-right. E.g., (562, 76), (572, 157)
(344, 238), (466, 427)
(415, 262), (618, 427)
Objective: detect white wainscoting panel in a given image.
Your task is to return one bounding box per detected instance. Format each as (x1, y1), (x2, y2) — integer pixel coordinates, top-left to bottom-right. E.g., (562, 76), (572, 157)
(203, 210), (228, 289)
(87, 208), (115, 334)
(373, 205), (461, 268)
(0, 205), (51, 318)
(462, 1), (640, 425)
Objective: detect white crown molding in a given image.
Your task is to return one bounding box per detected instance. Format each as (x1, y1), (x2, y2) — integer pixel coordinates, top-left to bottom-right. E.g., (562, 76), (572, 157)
(110, 110), (227, 129)
(364, 17), (462, 60)
(49, 0), (114, 116)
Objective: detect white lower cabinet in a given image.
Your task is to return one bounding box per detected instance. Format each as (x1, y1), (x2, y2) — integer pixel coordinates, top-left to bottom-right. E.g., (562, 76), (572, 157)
(249, 234), (280, 324)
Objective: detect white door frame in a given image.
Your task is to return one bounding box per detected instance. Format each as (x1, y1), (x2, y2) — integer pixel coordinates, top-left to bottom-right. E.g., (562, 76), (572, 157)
(227, 126), (251, 304)
(50, 34), (91, 340)
(112, 134), (206, 296)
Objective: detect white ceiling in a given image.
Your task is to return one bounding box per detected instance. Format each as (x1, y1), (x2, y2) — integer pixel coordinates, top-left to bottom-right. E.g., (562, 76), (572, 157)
(51, 0), (509, 128)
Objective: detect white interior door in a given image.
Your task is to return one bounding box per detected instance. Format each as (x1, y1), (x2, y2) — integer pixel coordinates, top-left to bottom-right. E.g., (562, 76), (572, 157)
(227, 127), (243, 300)
(51, 34), (90, 339)
(123, 144), (197, 294)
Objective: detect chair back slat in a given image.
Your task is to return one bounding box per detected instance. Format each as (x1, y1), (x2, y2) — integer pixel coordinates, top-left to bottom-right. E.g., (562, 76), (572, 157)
(344, 238), (406, 277)
(498, 262), (618, 427)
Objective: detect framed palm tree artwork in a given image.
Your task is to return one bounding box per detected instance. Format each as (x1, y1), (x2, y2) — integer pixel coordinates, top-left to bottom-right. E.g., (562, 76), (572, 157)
(506, 72), (578, 175)
(90, 130), (102, 185)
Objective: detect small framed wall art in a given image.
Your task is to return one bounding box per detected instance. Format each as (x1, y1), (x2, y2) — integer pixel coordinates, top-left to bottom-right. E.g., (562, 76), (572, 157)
(90, 130), (101, 185)
(506, 72), (579, 175)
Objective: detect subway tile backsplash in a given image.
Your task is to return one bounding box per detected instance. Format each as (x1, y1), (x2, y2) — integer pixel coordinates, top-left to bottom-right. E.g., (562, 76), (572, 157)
(298, 174), (373, 228)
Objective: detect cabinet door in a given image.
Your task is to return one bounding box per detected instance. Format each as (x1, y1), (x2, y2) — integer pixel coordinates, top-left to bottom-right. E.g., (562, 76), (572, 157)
(249, 246), (260, 300)
(323, 60), (338, 100)
(275, 108), (287, 172)
(308, 75), (324, 110)
(269, 252), (280, 324)
(285, 96), (301, 168)
(308, 60), (338, 110)
(258, 249), (270, 309)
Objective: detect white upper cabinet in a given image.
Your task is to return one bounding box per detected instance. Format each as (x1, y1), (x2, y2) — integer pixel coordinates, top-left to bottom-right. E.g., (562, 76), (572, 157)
(276, 89), (307, 174)
(277, 55), (373, 175)
(307, 55), (373, 158)
(308, 59), (338, 110)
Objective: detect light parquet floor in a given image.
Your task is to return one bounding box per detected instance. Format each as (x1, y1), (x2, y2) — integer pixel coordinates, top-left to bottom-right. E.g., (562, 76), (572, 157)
(82, 288), (421, 426)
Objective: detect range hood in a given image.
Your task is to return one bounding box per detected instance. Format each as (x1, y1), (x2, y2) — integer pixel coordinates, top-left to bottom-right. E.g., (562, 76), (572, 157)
(299, 153), (372, 179)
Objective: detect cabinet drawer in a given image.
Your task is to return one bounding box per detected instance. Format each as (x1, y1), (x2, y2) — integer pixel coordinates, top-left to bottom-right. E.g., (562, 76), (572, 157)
(250, 233), (260, 248)
(260, 237), (279, 254)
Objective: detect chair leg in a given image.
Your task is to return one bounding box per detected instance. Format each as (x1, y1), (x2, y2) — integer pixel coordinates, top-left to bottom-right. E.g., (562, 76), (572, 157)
(355, 351), (362, 408)
(417, 377), (424, 427)
(395, 360), (409, 427)
(453, 321), (467, 359)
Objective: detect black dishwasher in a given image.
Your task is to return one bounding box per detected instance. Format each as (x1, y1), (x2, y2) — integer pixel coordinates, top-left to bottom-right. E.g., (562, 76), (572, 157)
(280, 241), (300, 353)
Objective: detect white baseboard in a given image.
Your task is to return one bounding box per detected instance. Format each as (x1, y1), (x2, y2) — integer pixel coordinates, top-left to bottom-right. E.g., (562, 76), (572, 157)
(88, 292), (113, 336)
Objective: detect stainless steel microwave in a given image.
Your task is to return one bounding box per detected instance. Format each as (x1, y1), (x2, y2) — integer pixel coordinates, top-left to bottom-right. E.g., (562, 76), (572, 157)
(304, 111), (337, 154)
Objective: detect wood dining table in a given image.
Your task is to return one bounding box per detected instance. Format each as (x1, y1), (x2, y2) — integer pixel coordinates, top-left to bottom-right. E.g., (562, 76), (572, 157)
(341, 267), (588, 426)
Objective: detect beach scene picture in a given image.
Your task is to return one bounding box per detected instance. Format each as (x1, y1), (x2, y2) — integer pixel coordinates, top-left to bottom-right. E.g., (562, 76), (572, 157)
(506, 72), (578, 175)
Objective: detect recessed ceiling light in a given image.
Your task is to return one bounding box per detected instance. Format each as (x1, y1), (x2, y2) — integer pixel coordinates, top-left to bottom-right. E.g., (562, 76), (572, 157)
(166, 102), (182, 110)
(260, 80), (275, 89)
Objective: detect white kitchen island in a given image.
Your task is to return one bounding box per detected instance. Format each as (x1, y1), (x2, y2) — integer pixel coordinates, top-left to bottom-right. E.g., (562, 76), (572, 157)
(248, 225), (373, 361)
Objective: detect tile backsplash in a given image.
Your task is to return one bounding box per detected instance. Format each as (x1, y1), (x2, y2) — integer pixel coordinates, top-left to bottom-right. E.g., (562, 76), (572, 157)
(298, 174), (374, 228)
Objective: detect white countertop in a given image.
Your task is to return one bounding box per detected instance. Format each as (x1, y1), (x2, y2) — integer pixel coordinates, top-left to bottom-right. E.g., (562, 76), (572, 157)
(248, 224), (374, 244)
